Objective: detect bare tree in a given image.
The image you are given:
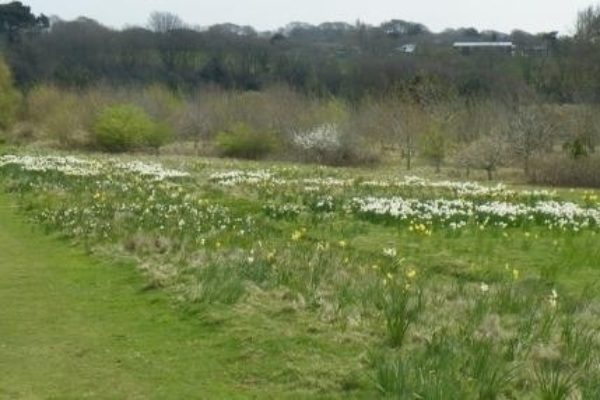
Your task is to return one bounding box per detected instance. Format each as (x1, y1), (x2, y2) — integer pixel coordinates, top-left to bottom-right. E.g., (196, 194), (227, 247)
(508, 105), (556, 175)
(576, 4), (600, 43)
(458, 133), (509, 180)
(384, 100), (425, 171)
(557, 104), (600, 158)
(148, 11), (185, 33)
(176, 100), (211, 152)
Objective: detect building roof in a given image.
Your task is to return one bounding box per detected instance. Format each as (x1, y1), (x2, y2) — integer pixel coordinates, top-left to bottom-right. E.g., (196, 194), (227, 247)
(453, 42), (515, 48)
(397, 44), (417, 53)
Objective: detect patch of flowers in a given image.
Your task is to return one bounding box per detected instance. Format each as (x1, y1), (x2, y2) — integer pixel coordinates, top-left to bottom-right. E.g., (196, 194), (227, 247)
(0, 155), (257, 249)
(117, 160), (190, 180)
(263, 202), (304, 219)
(360, 176), (556, 202)
(0, 155), (190, 181)
(209, 169), (276, 186)
(352, 196), (600, 230)
(208, 168), (557, 205)
(0, 154), (104, 176)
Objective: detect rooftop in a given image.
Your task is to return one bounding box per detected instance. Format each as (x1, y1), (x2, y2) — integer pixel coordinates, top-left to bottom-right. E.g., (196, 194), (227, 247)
(453, 42), (515, 48)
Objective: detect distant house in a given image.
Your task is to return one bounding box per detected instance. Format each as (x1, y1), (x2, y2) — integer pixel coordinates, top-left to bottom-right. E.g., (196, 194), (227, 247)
(520, 45), (549, 57)
(397, 44), (417, 54)
(453, 42), (516, 55)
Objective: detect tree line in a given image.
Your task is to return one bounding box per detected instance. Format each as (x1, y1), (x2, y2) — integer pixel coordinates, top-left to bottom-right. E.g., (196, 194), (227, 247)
(1, 2), (600, 103)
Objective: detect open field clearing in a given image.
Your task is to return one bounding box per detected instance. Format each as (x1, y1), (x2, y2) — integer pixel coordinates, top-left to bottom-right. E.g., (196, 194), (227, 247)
(2, 152), (600, 398)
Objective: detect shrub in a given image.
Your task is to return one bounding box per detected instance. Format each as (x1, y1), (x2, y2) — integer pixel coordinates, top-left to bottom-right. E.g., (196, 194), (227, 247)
(26, 85), (90, 147)
(562, 137), (590, 160)
(215, 123), (279, 159)
(143, 121), (173, 152)
(420, 121), (448, 173)
(0, 57), (21, 132)
(25, 85), (94, 147)
(93, 104), (172, 152)
(529, 154), (600, 188)
(135, 84), (183, 129)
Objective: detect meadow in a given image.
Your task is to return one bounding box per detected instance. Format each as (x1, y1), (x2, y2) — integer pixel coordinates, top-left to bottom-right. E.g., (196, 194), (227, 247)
(1, 151), (600, 398)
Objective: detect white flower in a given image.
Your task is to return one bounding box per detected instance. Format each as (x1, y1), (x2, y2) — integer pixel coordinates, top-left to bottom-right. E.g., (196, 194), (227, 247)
(480, 283), (490, 293)
(383, 248), (397, 257)
(292, 124), (341, 152)
(549, 289), (558, 308)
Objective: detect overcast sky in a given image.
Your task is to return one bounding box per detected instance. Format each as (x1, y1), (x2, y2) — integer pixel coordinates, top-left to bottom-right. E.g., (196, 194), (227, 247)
(21, 0), (595, 34)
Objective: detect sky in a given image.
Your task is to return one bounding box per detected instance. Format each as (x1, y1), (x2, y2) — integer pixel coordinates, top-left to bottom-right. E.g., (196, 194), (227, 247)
(20, 0), (596, 34)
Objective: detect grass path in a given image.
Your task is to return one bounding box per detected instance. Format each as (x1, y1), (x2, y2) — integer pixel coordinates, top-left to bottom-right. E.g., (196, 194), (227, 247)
(0, 194), (258, 399)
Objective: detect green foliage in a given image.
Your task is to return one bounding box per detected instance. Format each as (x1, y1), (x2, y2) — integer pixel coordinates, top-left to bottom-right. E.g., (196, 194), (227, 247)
(0, 57), (20, 131)
(420, 121), (448, 173)
(469, 339), (515, 399)
(93, 104), (172, 152)
(534, 364), (578, 400)
(379, 279), (423, 348)
(372, 354), (413, 397)
(215, 123), (279, 159)
(3, 6), (600, 105)
(138, 83), (183, 124)
(0, 2), (48, 40)
(317, 98), (349, 124)
(184, 262), (245, 305)
(143, 121), (173, 151)
(562, 137), (589, 159)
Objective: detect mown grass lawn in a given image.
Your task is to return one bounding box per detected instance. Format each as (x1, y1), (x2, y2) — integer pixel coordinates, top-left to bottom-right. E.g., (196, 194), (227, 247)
(1, 151), (600, 398)
(0, 194), (290, 399)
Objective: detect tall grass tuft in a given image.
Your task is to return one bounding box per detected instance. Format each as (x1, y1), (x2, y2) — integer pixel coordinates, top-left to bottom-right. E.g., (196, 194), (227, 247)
(379, 279), (423, 348)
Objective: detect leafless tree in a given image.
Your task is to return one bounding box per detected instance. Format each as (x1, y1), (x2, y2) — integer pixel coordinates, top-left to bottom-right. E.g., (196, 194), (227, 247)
(508, 105), (556, 175)
(148, 11), (185, 33)
(576, 4), (600, 43)
(458, 132), (509, 180)
(383, 100), (425, 171)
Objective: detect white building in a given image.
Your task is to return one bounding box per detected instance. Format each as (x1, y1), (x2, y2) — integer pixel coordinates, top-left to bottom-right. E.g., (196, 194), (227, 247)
(453, 42), (516, 55)
(397, 44), (417, 54)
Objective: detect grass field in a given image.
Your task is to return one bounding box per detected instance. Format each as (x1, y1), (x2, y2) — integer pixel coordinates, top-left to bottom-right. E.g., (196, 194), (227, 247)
(1, 151), (600, 398)
(0, 193), (294, 399)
